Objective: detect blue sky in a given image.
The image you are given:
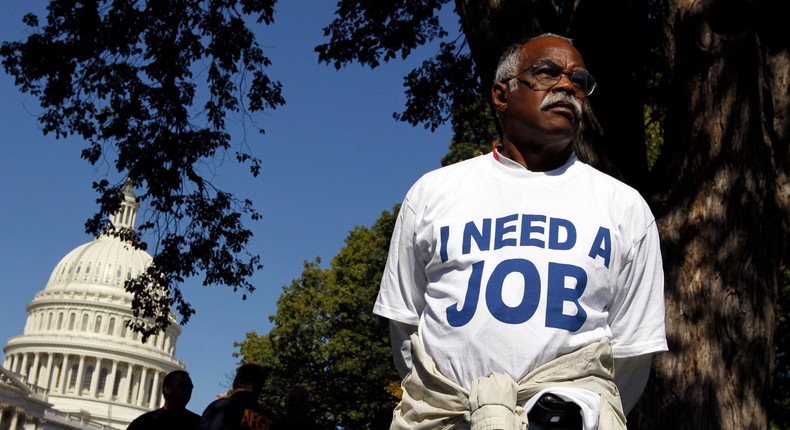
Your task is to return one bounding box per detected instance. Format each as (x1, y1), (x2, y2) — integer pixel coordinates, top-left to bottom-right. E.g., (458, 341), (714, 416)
(0, 1), (458, 413)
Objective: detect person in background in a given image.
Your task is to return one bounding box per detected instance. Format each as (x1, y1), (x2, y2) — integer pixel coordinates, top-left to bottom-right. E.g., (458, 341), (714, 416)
(272, 384), (323, 430)
(373, 33), (667, 429)
(127, 369), (200, 430)
(198, 363), (275, 430)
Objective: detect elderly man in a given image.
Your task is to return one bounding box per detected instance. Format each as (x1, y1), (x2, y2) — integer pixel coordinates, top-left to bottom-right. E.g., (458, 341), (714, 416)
(374, 33), (667, 430)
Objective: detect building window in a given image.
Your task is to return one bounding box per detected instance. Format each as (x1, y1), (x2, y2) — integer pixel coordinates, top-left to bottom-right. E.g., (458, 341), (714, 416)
(98, 367), (109, 394)
(94, 315), (103, 333)
(83, 365), (94, 390)
(108, 317), (116, 336)
(52, 364), (61, 390)
(81, 314), (89, 332)
(113, 370), (122, 398)
(68, 313), (76, 331)
(69, 364), (79, 390)
(147, 376), (154, 405)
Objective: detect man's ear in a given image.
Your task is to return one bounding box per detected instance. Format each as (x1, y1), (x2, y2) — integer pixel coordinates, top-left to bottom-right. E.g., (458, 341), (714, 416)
(492, 82), (509, 112)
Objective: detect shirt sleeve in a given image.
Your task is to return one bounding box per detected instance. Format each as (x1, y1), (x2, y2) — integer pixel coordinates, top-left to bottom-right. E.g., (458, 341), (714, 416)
(608, 214), (668, 358)
(373, 192), (428, 326)
(198, 401), (230, 430)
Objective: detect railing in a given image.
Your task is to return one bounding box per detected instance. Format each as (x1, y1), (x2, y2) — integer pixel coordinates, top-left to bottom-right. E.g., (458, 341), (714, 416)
(45, 409), (122, 430)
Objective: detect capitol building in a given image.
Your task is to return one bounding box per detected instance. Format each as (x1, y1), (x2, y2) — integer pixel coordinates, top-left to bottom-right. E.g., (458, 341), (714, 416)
(1, 184), (187, 430)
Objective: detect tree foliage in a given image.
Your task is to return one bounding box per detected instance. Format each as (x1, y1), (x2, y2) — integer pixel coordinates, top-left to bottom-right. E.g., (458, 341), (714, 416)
(440, 92), (499, 166)
(0, 0), (285, 338)
(317, 0), (481, 133)
(235, 208), (401, 429)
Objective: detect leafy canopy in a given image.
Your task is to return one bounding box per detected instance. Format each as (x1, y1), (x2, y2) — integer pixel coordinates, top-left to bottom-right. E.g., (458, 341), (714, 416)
(235, 207), (401, 429)
(0, 0), (285, 338)
(316, 0), (480, 132)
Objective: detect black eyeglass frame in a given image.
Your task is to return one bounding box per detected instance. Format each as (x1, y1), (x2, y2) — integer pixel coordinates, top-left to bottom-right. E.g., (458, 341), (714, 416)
(503, 60), (597, 96)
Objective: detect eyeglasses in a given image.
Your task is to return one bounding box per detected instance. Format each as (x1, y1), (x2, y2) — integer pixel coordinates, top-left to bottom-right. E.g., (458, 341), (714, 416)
(504, 60), (597, 96)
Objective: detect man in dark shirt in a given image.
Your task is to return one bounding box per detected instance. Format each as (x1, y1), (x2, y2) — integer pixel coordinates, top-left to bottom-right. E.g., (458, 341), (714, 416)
(198, 363), (275, 430)
(127, 369), (201, 430)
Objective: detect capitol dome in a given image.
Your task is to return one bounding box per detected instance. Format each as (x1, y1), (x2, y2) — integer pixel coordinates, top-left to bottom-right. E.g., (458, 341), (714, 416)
(2, 183), (186, 429)
(44, 234), (152, 294)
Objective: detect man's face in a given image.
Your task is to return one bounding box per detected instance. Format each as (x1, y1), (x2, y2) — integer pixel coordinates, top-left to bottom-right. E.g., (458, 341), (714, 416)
(496, 37), (589, 147)
(164, 374), (194, 408)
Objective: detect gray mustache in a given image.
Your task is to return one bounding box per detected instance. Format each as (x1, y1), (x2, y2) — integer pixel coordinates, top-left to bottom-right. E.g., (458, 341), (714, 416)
(540, 93), (583, 120)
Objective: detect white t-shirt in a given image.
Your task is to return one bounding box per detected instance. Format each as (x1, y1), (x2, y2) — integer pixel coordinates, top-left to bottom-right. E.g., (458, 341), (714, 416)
(373, 151), (668, 390)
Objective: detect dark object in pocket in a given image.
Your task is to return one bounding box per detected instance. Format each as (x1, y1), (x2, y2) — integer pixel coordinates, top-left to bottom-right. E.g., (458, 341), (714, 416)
(527, 393), (583, 430)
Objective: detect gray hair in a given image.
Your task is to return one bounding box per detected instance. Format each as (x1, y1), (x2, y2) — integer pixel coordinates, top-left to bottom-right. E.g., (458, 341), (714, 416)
(493, 33), (574, 92)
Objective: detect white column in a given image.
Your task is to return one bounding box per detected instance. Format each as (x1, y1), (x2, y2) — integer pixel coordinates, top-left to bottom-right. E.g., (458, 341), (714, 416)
(123, 364), (134, 404)
(136, 367), (149, 406)
(19, 353), (29, 379)
(6, 353), (16, 372)
(148, 370), (161, 407)
(102, 360), (118, 400)
(89, 357), (102, 397)
(29, 353), (41, 385)
(8, 407), (20, 429)
(75, 355), (86, 395)
(58, 354), (70, 394)
(43, 353), (54, 391)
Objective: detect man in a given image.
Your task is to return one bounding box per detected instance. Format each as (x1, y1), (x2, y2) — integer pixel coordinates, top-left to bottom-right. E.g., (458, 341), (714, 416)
(373, 33), (667, 430)
(271, 384), (323, 430)
(198, 363), (275, 430)
(127, 369), (200, 430)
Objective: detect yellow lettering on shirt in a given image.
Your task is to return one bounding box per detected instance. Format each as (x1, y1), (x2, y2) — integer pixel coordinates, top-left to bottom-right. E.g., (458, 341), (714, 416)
(240, 408), (271, 430)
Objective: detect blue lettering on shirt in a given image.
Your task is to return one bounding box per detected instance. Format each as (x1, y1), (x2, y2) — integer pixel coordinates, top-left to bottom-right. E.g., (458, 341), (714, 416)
(440, 215), (610, 331)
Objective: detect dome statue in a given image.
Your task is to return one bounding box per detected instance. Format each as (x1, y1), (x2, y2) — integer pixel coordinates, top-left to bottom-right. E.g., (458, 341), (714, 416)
(2, 182), (186, 429)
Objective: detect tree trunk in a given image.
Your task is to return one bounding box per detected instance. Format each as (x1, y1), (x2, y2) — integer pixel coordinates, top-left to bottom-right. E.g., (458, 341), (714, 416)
(572, 0), (652, 189)
(453, 0), (560, 95)
(629, 1), (788, 428)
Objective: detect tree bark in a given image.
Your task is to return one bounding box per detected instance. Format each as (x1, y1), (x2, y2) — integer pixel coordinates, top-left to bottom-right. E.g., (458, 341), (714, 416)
(629, 1), (788, 428)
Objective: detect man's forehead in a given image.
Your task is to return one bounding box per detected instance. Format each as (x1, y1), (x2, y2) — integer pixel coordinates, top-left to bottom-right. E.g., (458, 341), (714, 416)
(521, 38), (583, 65)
